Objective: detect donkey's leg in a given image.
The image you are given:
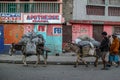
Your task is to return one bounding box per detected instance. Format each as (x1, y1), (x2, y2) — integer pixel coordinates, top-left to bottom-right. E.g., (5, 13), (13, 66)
(94, 56), (99, 67)
(74, 54), (81, 68)
(9, 45), (13, 56)
(79, 57), (88, 67)
(43, 55), (47, 65)
(9, 46), (16, 56)
(22, 55), (27, 66)
(35, 54), (40, 66)
(42, 51), (48, 65)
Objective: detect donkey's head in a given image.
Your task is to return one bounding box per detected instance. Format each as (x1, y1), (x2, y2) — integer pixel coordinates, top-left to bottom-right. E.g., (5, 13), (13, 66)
(9, 43), (16, 56)
(9, 43), (23, 56)
(63, 42), (73, 53)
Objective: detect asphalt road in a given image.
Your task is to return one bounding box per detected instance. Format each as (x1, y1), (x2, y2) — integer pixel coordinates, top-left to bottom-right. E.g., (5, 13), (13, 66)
(0, 63), (120, 80)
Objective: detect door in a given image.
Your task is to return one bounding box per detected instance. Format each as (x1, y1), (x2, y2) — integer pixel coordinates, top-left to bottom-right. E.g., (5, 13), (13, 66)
(0, 25), (4, 51)
(62, 25), (72, 43)
(114, 26), (120, 33)
(93, 25), (103, 42)
(62, 25), (72, 48)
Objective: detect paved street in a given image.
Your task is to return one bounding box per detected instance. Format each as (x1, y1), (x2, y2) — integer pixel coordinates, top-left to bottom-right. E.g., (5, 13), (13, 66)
(0, 63), (120, 80)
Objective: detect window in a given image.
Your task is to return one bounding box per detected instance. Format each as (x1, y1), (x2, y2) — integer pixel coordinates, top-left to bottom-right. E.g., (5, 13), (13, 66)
(19, 3), (29, 13)
(0, 2), (60, 13)
(0, 3), (17, 13)
(31, 3), (59, 13)
(108, 7), (120, 16)
(86, 5), (105, 15)
(109, 0), (120, 5)
(8, 3), (17, 13)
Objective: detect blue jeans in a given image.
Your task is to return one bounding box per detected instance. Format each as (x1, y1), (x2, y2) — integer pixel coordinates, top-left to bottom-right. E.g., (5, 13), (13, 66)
(109, 54), (119, 62)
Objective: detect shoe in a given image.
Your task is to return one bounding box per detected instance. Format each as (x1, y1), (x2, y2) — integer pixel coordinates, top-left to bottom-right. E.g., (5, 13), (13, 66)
(115, 64), (119, 68)
(116, 62), (119, 68)
(106, 64), (111, 67)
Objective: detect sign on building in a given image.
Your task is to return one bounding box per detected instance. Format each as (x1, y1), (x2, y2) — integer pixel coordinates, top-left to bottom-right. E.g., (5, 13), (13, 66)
(0, 13), (21, 23)
(53, 27), (62, 35)
(23, 13), (62, 23)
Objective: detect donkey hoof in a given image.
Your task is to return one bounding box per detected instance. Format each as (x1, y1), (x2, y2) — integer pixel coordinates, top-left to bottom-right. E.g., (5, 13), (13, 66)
(94, 63), (97, 67)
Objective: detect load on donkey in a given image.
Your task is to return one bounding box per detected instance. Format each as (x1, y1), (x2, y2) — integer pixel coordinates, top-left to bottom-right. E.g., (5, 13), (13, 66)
(63, 35), (101, 67)
(9, 31), (50, 66)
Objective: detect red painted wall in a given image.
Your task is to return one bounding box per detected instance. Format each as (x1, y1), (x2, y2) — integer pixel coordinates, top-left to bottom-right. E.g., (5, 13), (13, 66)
(104, 25), (113, 35)
(72, 24), (93, 42)
(47, 24), (62, 36)
(4, 24), (24, 44)
(4, 24), (34, 44)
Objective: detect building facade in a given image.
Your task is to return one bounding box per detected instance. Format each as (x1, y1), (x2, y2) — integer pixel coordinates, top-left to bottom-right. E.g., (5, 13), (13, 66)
(63, 0), (120, 43)
(0, 0), (64, 55)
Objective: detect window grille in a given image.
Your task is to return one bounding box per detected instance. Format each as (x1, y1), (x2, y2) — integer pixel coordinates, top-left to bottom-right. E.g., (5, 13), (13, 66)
(108, 7), (120, 16)
(86, 5), (105, 15)
(0, 2), (60, 13)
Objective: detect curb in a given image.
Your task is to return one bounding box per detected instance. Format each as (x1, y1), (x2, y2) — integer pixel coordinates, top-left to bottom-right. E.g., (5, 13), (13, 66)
(0, 60), (103, 65)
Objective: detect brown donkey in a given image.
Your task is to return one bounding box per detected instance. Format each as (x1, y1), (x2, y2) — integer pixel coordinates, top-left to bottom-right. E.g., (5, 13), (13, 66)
(63, 42), (99, 67)
(9, 43), (48, 66)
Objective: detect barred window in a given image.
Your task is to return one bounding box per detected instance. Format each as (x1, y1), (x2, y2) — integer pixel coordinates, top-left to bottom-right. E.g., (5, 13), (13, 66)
(109, 0), (120, 5)
(0, 3), (17, 13)
(86, 5), (105, 15)
(0, 3), (60, 13)
(31, 3), (59, 13)
(19, 3), (30, 13)
(108, 7), (120, 16)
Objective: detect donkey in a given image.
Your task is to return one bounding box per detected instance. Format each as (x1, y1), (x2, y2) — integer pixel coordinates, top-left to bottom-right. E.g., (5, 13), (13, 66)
(9, 42), (48, 66)
(9, 33), (48, 66)
(63, 42), (100, 67)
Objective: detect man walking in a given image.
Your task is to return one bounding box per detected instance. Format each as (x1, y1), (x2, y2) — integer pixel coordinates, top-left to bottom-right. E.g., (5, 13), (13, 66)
(100, 31), (110, 70)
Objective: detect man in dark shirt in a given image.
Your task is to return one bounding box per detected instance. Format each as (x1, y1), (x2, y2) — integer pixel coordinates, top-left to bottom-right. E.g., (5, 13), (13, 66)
(100, 31), (109, 70)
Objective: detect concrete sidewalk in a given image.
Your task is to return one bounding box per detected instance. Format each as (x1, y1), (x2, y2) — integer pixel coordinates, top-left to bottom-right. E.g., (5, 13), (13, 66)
(0, 53), (102, 65)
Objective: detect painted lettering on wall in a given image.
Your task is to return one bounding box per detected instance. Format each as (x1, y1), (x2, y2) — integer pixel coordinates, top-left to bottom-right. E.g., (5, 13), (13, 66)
(24, 14), (61, 23)
(23, 25), (34, 34)
(80, 28), (87, 33)
(53, 27), (62, 34)
(38, 25), (45, 32)
(0, 13), (21, 23)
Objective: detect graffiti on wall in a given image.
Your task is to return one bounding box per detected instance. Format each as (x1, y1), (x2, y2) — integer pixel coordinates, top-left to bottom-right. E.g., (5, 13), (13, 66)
(23, 25), (34, 34)
(72, 24), (92, 42)
(37, 25), (46, 32)
(4, 24), (24, 44)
